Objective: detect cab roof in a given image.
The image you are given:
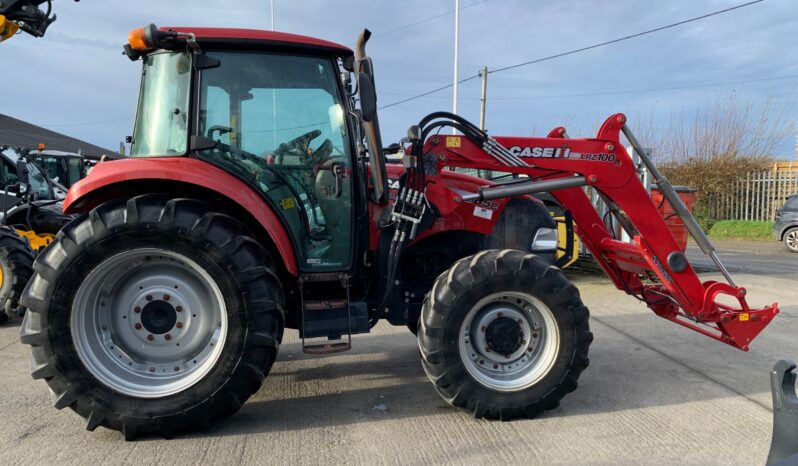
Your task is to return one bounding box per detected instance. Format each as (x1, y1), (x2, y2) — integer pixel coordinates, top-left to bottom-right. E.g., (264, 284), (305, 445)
(165, 27), (353, 57)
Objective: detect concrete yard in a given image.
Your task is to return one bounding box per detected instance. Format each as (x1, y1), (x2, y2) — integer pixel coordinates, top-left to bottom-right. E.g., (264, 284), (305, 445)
(0, 240), (795, 465)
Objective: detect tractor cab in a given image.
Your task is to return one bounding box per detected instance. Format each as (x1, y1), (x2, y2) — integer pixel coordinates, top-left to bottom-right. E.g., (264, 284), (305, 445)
(125, 26), (362, 273)
(28, 148), (86, 190)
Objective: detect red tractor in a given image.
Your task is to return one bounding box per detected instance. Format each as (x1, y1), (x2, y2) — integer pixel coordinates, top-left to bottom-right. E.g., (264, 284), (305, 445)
(20, 25), (778, 439)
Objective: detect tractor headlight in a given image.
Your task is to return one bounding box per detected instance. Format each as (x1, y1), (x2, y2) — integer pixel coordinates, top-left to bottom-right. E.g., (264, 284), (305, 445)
(531, 227), (558, 251)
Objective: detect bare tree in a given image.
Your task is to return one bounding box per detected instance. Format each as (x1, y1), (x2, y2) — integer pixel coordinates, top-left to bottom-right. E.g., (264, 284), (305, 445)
(654, 92), (793, 162)
(650, 91), (796, 228)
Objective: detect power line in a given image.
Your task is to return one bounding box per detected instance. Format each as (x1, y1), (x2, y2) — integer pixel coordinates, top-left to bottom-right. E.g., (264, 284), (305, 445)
(488, 0), (765, 75)
(385, 73), (798, 101)
(379, 74), (481, 110)
(58, 72), (793, 131)
(379, 0), (766, 110)
(374, 0), (485, 38)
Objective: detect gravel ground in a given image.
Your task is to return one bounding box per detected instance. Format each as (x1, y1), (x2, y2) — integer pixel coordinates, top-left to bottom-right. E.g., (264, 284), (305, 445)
(0, 241), (794, 465)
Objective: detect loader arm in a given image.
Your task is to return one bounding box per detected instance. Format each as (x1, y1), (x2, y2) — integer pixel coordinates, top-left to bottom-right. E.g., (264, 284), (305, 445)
(415, 112), (778, 350)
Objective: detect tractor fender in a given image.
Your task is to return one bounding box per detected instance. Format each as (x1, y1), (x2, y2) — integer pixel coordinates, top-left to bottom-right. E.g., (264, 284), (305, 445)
(64, 157), (299, 275)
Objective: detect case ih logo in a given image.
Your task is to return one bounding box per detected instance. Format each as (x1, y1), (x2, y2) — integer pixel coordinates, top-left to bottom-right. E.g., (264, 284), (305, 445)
(508, 146), (617, 163)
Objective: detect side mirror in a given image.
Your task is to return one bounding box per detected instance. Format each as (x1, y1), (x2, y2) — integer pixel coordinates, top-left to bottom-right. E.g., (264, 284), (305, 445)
(358, 72), (377, 122)
(15, 159), (29, 185)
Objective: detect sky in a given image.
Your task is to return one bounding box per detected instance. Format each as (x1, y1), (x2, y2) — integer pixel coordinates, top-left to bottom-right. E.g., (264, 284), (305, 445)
(1, 0), (796, 159)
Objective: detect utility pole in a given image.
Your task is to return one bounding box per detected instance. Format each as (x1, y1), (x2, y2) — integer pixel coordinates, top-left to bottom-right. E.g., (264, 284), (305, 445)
(479, 66), (488, 130)
(270, 0), (275, 31)
(478, 66), (490, 178)
(270, 0), (277, 149)
(452, 0), (460, 134)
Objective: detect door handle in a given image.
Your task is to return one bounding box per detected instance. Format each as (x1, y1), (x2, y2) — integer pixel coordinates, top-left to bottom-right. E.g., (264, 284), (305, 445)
(332, 163), (343, 198)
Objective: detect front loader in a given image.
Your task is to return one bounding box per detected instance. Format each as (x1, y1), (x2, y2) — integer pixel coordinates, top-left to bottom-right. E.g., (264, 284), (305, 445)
(20, 25), (778, 439)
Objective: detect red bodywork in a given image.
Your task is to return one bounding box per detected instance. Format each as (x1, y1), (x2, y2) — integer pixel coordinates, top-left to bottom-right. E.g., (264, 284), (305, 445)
(64, 157), (299, 275)
(165, 27), (352, 54)
(65, 158), (530, 277)
(66, 113), (777, 351)
(414, 113), (778, 351)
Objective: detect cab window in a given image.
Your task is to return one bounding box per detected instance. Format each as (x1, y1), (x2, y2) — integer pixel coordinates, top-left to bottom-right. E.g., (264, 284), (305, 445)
(197, 52), (353, 271)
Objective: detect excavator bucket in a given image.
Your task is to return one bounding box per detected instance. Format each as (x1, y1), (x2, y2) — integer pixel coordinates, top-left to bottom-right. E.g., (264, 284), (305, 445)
(0, 15), (20, 42)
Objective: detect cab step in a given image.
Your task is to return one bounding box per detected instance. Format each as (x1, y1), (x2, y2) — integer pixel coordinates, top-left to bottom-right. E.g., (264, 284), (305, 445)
(299, 273), (369, 354)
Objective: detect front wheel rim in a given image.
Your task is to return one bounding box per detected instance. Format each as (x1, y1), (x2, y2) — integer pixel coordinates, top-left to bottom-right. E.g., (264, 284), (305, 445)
(459, 291), (560, 392)
(787, 231), (798, 251)
(71, 248), (228, 398)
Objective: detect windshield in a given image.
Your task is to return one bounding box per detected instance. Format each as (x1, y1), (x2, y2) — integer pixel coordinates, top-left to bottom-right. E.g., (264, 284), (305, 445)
(26, 162), (51, 199)
(197, 51), (354, 271)
(31, 156), (84, 188)
(130, 51), (191, 157)
(0, 150), (52, 199)
(198, 52), (349, 158)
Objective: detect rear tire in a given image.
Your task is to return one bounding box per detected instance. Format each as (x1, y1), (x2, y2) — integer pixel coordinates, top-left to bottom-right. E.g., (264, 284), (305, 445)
(418, 249), (592, 420)
(21, 195), (284, 439)
(0, 226), (35, 319)
(784, 227), (798, 253)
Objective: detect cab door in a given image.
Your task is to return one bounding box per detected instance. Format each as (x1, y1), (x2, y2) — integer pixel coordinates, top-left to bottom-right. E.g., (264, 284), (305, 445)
(196, 52), (355, 272)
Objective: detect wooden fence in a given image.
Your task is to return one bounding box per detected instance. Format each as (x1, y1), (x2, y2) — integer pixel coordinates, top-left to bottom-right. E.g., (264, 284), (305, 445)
(707, 170), (798, 222)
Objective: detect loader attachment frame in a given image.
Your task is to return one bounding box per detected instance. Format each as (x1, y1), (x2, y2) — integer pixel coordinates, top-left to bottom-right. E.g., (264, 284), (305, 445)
(418, 112), (778, 350)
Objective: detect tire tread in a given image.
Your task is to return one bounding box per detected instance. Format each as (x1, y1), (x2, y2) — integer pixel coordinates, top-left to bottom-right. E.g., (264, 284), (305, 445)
(21, 194), (284, 439)
(418, 249), (592, 421)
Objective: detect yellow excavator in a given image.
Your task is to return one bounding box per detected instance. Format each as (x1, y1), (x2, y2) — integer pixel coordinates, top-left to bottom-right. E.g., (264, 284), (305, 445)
(0, 1), (78, 322)
(0, 0), (75, 44)
(0, 146), (74, 323)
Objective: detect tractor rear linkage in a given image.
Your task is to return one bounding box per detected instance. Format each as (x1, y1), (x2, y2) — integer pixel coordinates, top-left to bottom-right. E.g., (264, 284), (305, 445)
(407, 112), (778, 350)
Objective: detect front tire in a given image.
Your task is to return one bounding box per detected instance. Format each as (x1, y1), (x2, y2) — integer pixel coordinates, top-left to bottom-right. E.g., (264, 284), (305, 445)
(21, 195), (284, 439)
(784, 227), (798, 253)
(418, 249), (592, 420)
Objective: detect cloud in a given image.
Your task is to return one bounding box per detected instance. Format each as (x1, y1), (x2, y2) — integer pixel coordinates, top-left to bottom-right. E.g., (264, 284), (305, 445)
(2, 0), (795, 157)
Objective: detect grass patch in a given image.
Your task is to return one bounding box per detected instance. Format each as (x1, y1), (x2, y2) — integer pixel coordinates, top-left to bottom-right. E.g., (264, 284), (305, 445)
(708, 220), (774, 240)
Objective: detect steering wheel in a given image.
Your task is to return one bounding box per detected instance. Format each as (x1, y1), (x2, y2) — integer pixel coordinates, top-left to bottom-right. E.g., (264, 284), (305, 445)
(273, 129), (333, 167)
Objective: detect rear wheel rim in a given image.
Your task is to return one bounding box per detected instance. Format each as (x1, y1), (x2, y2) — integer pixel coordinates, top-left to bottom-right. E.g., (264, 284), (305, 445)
(71, 248), (228, 398)
(0, 253), (11, 297)
(459, 291), (560, 392)
(787, 230), (798, 251)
